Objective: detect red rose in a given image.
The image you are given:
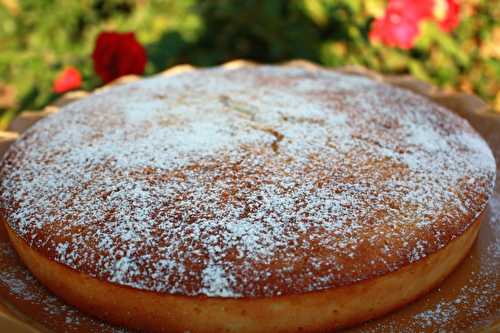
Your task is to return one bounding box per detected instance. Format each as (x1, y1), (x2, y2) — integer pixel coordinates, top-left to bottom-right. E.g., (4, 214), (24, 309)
(53, 67), (82, 94)
(92, 31), (147, 83)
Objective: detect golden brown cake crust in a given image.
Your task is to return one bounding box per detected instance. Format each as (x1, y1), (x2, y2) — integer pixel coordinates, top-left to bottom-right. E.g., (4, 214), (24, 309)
(0, 65), (496, 298)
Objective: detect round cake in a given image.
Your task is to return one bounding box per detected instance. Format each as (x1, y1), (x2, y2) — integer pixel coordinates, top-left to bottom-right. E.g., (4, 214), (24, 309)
(0, 65), (496, 333)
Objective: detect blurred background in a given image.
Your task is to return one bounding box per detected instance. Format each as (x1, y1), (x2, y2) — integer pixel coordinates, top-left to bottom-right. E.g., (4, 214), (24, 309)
(0, 0), (499, 129)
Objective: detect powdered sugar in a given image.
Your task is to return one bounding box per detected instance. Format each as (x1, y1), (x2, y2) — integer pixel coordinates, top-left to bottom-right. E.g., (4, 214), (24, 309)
(201, 262), (241, 297)
(0, 240), (127, 332)
(486, 195), (500, 259)
(356, 193), (500, 333)
(0, 65), (496, 298)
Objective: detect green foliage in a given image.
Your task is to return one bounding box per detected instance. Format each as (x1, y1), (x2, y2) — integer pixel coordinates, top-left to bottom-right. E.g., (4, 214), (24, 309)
(0, 0), (499, 128)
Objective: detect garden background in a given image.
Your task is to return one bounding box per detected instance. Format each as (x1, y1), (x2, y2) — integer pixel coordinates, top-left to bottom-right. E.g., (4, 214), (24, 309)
(0, 0), (499, 129)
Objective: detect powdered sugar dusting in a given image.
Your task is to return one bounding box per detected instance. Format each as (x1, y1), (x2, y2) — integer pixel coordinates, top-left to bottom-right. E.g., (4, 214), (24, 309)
(356, 193), (500, 332)
(0, 240), (127, 332)
(486, 195), (500, 259)
(411, 278), (497, 331)
(201, 262), (241, 297)
(0, 65), (496, 298)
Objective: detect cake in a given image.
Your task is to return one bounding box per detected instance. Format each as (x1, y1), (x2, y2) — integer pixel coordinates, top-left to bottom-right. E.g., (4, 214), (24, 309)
(0, 65), (496, 332)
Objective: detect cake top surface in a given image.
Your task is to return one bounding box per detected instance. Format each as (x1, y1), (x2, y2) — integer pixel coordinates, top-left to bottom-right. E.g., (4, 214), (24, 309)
(0, 65), (496, 298)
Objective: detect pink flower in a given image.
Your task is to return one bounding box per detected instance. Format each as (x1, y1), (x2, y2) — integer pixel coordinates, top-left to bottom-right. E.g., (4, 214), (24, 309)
(435, 0), (460, 32)
(388, 0), (435, 22)
(53, 67), (82, 94)
(369, 0), (434, 49)
(369, 0), (461, 49)
(369, 16), (418, 49)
